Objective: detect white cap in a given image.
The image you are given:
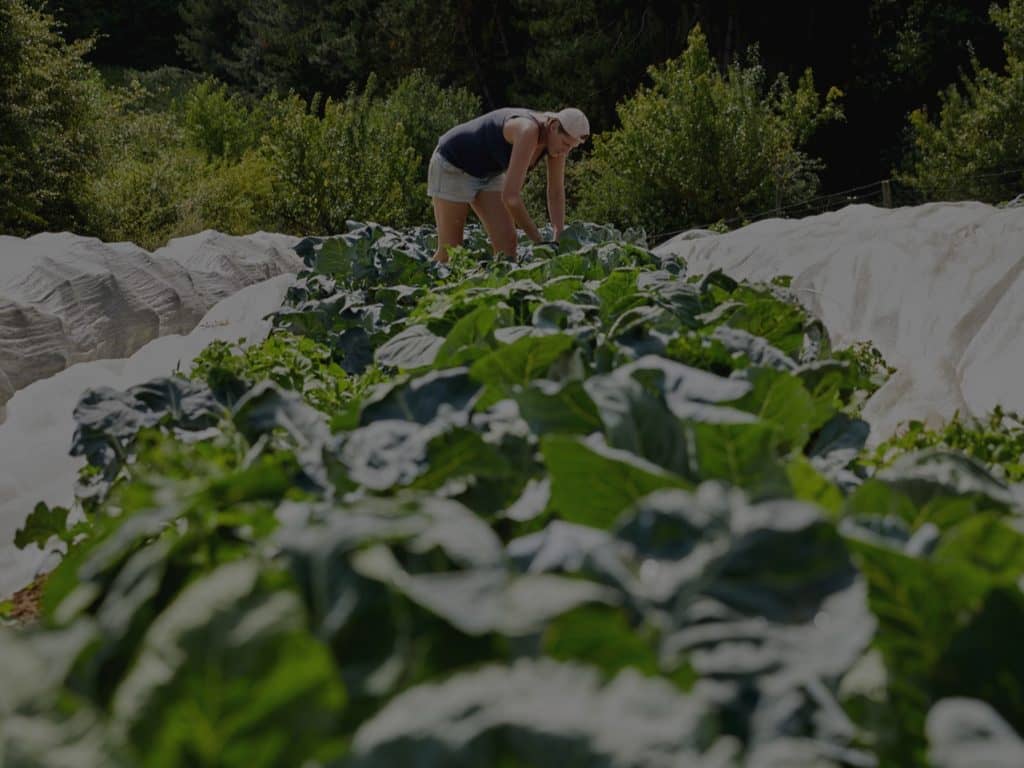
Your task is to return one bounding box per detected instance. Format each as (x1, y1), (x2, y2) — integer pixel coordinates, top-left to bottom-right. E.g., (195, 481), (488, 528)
(544, 107), (590, 139)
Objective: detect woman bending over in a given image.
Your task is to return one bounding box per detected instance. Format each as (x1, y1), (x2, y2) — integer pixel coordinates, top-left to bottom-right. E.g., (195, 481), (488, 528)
(427, 107), (589, 262)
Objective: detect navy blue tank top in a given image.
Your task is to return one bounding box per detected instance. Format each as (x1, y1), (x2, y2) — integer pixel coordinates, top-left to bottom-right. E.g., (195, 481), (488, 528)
(437, 108), (546, 179)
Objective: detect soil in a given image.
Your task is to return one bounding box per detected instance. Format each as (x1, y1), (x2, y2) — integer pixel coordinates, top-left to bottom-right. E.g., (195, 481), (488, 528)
(5, 573), (47, 627)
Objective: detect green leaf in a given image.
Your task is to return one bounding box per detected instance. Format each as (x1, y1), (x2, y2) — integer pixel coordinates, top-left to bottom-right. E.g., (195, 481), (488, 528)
(542, 605), (691, 686)
(595, 268), (642, 325)
(412, 427), (512, 491)
(347, 659), (726, 767)
(934, 515), (1024, 583)
(846, 539), (957, 763)
(710, 327), (797, 371)
(583, 372), (695, 478)
(469, 333), (576, 404)
(374, 324), (444, 370)
(14, 502), (70, 550)
(541, 276), (585, 302)
(808, 412), (869, 475)
(433, 303), (503, 368)
(786, 455), (843, 515)
(352, 546), (612, 636)
(112, 560), (346, 768)
(842, 479), (919, 526)
(513, 380), (603, 435)
(875, 450), (1018, 511)
(359, 369), (480, 425)
(731, 367), (819, 451)
(718, 296), (807, 358)
(313, 233), (379, 285)
(541, 434), (689, 529)
(796, 361), (847, 425)
(691, 421), (791, 499)
(531, 300), (593, 331)
(933, 587), (1024, 730)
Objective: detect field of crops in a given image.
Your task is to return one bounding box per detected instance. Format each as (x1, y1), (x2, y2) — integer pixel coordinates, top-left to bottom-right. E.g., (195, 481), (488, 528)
(3, 222), (1023, 767)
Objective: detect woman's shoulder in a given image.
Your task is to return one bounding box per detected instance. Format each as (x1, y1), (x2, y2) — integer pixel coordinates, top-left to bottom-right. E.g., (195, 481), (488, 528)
(502, 109), (543, 139)
(503, 107), (545, 123)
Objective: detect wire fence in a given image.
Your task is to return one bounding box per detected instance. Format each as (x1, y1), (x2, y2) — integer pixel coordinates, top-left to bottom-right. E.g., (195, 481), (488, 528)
(645, 169), (1024, 249)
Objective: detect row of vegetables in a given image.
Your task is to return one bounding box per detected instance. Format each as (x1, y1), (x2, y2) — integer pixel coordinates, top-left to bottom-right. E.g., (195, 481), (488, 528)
(3, 222), (1023, 767)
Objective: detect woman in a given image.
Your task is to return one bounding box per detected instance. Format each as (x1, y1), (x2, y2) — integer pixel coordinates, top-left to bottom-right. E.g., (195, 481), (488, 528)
(427, 107), (590, 262)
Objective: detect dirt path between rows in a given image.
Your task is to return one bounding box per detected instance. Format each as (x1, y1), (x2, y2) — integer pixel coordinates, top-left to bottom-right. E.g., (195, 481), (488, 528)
(5, 573), (46, 627)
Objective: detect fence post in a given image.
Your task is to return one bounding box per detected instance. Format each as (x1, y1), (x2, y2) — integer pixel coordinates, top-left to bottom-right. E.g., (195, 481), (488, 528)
(881, 179), (893, 208)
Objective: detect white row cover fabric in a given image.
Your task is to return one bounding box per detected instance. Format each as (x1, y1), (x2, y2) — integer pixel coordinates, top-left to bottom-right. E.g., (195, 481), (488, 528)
(0, 274), (295, 599)
(654, 201), (1024, 446)
(0, 230), (302, 419)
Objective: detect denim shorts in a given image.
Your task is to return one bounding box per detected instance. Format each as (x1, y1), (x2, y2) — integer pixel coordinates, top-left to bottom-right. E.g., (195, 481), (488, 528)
(427, 149), (505, 203)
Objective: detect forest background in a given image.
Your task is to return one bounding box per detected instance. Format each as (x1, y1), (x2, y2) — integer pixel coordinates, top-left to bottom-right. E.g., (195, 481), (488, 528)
(3, 0), (1024, 250)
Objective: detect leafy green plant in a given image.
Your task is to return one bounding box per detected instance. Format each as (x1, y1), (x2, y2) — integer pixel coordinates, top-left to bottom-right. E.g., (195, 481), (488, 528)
(174, 150), (275, 238)
(864, 406), (1024, 481)
(11, 221), (1024, 768)
(189, 333), (388, 413)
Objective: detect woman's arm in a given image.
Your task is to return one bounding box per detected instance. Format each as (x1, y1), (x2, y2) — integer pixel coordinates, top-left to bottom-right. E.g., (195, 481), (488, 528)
(545, 153), (567, 240)
(501, 118), (544, 243)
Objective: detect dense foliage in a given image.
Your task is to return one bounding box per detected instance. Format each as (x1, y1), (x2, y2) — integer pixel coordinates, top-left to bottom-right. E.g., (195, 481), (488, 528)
(260, 74), (479, 234)
(52, 0), (1009, 194)
(900, 0), (1024, 202)
(4, 224), (1024, 766)
(68, 67), (478, 249)
(4, 0), (1023, 245)
(576, 25), (844, 234)
(0, 0), (106, 234)
(53, 0), (184, 69)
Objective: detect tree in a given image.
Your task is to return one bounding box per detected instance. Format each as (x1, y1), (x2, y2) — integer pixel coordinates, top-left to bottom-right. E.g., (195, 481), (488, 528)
(369, 0), (524, 107)
(899, 0), (1024, 202)
(510, 0), (695, 128)
(575, 25), (843, 236)
(51, 0), (185, 68)
(177, 0), (247, 82)
(377, 69), (480, 182)
(0, 0), (105, 234)
(261, 77), (422, 233)
(203, 0), (382, 99)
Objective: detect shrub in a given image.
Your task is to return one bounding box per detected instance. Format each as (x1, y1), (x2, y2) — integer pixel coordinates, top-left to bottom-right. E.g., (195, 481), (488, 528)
(84, 145), (204, 250)
(899, 0), (1024, 202)
(103, 65), (206, 112)
(379, 70), (480, 172)
(179, 151), (274, 237)
(182, 78), (263, 162)
(78, 79), (193, 249)
(378, 70), (480, 220)
(0, 0), (106, 234)
(260, 77), (422, 235)
(575, 24), (843, 236)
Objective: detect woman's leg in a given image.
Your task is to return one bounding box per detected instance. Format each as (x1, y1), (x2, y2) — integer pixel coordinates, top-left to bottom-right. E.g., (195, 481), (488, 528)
(432, 197), (470, 263)
(471, 190), (518, 259)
